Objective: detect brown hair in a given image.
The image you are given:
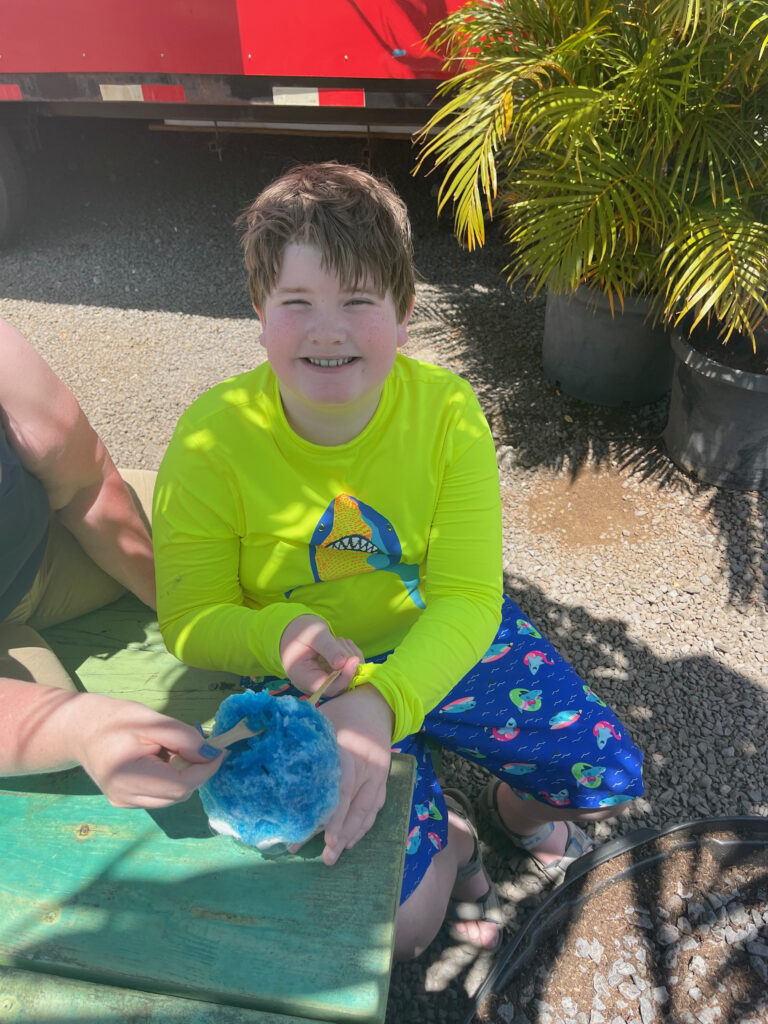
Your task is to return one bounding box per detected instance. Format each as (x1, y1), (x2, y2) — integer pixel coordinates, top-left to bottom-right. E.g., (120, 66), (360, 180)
(237, 162), (415, 320)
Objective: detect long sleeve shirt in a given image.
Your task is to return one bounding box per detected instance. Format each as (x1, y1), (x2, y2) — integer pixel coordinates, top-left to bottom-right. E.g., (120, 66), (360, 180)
(153, 354), (502, 742)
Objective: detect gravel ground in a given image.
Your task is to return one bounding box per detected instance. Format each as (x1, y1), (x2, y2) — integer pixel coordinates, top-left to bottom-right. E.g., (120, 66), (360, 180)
(481, 826), (768, 1024)
(2, 118), (767, 1024)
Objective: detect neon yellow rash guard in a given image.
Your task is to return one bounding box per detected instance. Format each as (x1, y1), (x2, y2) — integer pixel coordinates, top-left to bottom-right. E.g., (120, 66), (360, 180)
(153, 354), (502, 743)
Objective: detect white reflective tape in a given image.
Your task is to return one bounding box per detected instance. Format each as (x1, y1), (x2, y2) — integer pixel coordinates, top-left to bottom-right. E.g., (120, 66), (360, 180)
(99, 84), (144, 101)
(272, 86), (319, 106)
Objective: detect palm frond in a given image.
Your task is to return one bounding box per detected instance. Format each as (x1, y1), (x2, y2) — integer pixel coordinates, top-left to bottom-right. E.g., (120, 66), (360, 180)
(660, 207), (768, 344)
(501, 150), (672, 296)
(730, 0), (768, 61)
(415, 0), (622, 247)
(652, 0), (730, 41)
(414, 0), (768, 338)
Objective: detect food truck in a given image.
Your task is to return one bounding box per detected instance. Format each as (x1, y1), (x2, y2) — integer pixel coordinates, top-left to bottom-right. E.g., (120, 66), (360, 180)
(0, 0), (462, 242)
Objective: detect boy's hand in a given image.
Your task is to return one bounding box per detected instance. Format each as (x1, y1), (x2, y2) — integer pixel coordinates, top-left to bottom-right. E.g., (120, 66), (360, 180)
(71, 694), (226, 808)
(316, 684), (394, 866)
(279, 614), (361, 699)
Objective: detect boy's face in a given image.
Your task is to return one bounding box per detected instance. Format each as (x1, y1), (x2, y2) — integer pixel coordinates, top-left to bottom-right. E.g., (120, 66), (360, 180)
(257, 243), (413, 444)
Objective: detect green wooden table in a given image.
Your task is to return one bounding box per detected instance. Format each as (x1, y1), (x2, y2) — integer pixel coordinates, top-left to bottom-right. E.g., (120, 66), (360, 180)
(0, 597), (414, 1024)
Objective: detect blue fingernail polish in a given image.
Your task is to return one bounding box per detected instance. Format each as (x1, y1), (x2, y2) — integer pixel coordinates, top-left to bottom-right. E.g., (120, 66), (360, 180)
(199, 742), (221, 759)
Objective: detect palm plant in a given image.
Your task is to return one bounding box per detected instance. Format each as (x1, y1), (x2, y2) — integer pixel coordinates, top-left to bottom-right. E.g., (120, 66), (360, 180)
(416, 0), (768, 347)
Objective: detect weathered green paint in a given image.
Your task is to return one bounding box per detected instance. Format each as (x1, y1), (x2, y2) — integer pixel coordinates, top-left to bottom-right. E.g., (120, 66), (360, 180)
(41, 594), (243, 728)
(0, 965), (338, 1023)
(0, 597), (414, 1024)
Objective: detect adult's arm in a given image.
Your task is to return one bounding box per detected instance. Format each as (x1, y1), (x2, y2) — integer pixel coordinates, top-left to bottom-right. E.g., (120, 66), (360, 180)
(0, 678), (223, 807)
(0, 319), (156, 608)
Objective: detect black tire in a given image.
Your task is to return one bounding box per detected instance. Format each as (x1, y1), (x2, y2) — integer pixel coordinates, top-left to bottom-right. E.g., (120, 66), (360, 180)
(0, 127), (28, 246)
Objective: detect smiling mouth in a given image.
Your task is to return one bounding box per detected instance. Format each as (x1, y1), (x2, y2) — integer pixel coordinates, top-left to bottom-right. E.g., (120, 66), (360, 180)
(304, 357), (357, 368)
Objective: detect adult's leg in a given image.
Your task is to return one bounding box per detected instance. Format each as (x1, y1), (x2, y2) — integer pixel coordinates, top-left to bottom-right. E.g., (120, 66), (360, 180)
(120, 468), (154, 529)
(26, 469), (156, 630)
(0, 621), (77, 690)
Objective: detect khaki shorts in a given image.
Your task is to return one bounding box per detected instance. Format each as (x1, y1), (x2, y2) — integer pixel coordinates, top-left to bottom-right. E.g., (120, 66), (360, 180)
(0, 469), (155, 690)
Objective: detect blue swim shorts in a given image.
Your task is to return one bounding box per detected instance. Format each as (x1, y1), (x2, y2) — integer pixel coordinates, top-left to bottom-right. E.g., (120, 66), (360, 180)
(244, 594), (644, 904)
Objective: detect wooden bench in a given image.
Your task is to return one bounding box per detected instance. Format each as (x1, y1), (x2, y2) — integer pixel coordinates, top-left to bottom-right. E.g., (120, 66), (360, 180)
(0, 596), (414, 1024)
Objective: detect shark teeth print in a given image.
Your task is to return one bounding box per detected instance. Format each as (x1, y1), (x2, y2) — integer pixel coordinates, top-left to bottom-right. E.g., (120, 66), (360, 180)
(326, 534), (380, 554)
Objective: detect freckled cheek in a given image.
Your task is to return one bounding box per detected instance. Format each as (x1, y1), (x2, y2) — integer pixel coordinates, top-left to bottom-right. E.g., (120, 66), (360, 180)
(270, 312), (299, 333)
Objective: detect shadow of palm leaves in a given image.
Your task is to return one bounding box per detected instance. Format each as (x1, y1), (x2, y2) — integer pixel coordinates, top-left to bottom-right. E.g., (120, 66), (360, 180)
(407, 229), (768, 609)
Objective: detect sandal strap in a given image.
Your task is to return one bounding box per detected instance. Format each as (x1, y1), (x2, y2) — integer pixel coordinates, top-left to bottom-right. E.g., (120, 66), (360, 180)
(504, 820), (556, 851)
(455, 846), (481, 883)
(442, 788), (504, 947)
(482, 779), (594, 885)
(483, 778), (557, 851)
(443, 791), (482, 883)
(447, 886), (503, 927)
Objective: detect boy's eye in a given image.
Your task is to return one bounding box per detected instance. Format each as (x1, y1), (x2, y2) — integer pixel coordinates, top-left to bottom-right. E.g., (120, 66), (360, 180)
(346, 297), (374, 306)
(283, 299), (310, 306)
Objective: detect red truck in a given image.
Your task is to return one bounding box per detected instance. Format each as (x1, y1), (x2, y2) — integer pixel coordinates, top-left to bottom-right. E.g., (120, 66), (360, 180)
(0, 0), (461, 244)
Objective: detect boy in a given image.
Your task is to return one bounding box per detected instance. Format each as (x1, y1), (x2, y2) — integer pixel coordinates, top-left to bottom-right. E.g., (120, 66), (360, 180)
(153, 163), (643, 957)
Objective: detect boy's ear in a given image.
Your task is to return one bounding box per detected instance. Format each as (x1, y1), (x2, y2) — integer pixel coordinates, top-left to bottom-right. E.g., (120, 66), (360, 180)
(254, 305), (266, 346)
(396, 296), (415, 349)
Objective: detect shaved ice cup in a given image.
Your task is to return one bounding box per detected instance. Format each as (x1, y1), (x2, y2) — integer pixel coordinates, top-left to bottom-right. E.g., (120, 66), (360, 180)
(199, 689), (341, 850)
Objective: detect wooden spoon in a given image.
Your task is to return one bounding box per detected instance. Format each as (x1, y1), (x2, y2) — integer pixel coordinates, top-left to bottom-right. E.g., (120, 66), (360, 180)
(168, 718), (264, 771)
(306, 669), (341, 706)
(170, 669), (341, 770)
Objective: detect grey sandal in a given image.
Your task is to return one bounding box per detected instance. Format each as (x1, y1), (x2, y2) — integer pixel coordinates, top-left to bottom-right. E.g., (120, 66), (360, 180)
(443, 788), (503, 949)
(480, 778), (593, 886)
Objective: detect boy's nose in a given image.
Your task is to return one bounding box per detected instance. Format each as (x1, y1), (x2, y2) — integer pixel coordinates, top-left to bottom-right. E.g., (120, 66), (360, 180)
(309, 308), (346, 343)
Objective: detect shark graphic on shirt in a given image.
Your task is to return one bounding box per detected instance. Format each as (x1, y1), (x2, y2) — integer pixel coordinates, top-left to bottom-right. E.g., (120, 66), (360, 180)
(308, 494), (425, 609)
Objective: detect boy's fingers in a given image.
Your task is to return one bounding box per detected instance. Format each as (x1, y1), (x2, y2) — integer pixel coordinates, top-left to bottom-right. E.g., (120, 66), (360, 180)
(323, 797), (377, 864)
(322, 773), (356, 863)
(308, 629), (357, 674)
(339, 637), (364, 662)
(325, 787), (352, 842)
(320, 656), (358, 698)
(323, 772), (385, 864)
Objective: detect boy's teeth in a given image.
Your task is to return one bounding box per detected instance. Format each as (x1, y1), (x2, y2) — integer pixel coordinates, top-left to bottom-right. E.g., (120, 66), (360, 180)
(307, 357), (354, 367)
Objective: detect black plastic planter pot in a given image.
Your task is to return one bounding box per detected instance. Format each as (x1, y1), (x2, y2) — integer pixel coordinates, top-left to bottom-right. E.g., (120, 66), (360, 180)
(467, 816), (768, 1024)
(663, 331), (768, 491)
(542, 287), (673, 406)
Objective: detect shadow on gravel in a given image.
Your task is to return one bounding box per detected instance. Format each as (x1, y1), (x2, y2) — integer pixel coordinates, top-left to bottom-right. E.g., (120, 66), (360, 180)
(386, 575), (768, 1024)
(413, 242), (768, 609)
(4, 119), (430, 320)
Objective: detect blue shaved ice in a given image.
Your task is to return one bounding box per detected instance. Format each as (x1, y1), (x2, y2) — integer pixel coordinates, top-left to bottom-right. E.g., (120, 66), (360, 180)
(199, 689), (341, 850)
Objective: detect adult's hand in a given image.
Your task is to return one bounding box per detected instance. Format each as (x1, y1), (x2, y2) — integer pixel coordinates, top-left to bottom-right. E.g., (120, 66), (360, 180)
(70, 693), (226, 808)
(279, 614), (361, 699)
(316, 684), (394, 866)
